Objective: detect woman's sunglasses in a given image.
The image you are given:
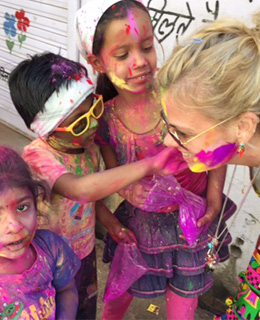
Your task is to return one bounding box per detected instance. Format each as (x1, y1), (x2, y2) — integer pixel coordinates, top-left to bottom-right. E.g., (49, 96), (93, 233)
(161, 109), (234, 149)
(55, 94), (104, 137)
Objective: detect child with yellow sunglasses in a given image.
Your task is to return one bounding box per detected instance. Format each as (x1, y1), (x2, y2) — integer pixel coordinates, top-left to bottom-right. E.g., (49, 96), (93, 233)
(8, 52), (177, 320)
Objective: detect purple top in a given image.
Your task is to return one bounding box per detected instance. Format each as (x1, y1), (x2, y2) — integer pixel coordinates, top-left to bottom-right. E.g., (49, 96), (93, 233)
(0, 230), (81, 320)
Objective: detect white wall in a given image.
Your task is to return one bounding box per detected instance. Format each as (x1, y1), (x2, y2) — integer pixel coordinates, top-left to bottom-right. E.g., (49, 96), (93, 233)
(0, 0), (80, 137)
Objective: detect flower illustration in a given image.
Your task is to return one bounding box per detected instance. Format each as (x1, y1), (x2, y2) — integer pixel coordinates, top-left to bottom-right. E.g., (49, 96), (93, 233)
(3, 13), (17, 37)
(2, 9), (30, 53)
(15, 9), (30, 32)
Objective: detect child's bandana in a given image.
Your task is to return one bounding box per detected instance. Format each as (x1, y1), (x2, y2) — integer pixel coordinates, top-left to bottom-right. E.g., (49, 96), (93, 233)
(75, 0), (144, 59)
(30, 77), (94, 138)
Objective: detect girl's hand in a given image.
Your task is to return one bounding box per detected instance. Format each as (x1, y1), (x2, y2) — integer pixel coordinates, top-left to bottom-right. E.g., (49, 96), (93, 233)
(107, 221), (137, 244)
(152, 147), (188, 175)
(118, 181), (152, 209)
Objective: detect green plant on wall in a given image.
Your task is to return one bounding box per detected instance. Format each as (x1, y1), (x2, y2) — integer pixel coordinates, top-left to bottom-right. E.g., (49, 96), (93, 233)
(3, 9), (30, 53)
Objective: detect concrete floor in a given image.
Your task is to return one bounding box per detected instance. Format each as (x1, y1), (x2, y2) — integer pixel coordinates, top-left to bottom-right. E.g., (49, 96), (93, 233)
(0, 121), (222, 319)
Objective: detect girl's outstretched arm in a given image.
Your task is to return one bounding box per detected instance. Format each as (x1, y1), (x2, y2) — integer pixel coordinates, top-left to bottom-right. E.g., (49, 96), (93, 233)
(53, 147), (177, 203)
(56, 279), (78, 320)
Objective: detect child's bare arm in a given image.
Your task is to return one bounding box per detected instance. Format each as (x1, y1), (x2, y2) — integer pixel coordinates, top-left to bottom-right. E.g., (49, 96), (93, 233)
(100, 145), (118, 169)
(55, 279), (78, 320)
(53, 147), (177, 203)
(100, 145), (151, 208)
(197, 166), (227, 227)
(95, 200), (136, 243)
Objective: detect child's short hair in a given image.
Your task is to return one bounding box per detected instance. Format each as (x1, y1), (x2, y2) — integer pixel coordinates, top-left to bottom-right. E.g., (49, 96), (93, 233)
(8, 52), (89, 129)
(0, 146), (47, 207)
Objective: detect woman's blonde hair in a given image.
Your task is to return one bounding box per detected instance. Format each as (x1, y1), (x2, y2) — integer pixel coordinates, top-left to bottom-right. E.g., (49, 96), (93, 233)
(157, 12), (260, 123)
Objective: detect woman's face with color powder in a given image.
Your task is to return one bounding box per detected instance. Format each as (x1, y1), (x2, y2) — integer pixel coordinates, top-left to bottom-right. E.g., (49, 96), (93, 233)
(163, 92), (238, 172)
(99, 6), (157, 94)
(0, 187), (37, 261)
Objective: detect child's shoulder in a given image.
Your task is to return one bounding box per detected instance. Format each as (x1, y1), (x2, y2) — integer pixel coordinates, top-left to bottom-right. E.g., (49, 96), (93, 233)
(24, 137), (54, 156)
(33, 230), (79, 263)
(33, 229), (63, 251)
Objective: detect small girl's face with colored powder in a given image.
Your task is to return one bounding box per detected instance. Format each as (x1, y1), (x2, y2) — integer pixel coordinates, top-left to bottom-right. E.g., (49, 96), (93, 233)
(97, 6), (157, 94)
(0, 187), (37, 261)
(162, 92), (238, 172)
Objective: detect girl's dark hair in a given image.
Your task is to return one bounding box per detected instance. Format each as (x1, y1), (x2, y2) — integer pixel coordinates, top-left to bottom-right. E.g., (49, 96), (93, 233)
(0, 146), (47, 208)
(8, 52), (89, 129)
(93, 0), (151, 102)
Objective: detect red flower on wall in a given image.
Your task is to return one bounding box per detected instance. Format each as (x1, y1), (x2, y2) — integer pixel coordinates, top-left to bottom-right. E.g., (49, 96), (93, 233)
(15, 9), (30, 32)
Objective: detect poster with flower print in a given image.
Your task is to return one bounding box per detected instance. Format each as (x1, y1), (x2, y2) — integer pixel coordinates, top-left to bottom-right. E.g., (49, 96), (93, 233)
(3, 9), (30, 53)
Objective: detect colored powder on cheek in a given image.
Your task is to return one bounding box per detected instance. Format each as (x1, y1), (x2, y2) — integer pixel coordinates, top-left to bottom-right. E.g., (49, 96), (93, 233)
(128, 9), (140, 38)
(128, 68), (133, 76)
(89, 119), (98, 130)
(110, 73), (131, 90)
(190, 142), (238, 172)
(0, 253), (8, 258)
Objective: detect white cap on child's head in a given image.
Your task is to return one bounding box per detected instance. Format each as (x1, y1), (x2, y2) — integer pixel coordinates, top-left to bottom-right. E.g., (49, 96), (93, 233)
(75, 0), (144, 59)
(30, 76), (94, 138)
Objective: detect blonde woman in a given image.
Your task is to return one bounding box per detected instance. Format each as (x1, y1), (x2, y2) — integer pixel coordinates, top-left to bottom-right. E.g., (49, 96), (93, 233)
(158, 12), (260, 320)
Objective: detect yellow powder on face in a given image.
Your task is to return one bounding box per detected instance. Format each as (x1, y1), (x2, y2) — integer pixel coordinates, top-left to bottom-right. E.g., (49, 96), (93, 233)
(110, 73), (132, 91)
(190, 163), (207, 173)
(161, 98), (168, 116)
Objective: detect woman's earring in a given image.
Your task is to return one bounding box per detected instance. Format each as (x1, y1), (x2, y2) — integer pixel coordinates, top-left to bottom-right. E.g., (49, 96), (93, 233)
(238, 142), (245, 158)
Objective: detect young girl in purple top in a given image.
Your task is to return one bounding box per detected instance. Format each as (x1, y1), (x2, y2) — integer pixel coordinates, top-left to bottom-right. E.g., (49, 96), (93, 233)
(75, 1), (237, 318)
(0, 146), (81, 320)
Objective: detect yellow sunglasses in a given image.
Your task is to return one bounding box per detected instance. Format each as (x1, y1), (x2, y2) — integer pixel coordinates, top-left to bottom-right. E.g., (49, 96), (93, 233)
(55, 94), (104, 137)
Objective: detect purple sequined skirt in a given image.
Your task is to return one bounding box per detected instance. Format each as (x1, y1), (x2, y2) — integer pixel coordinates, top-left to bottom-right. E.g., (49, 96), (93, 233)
(103, 196), (236, 298)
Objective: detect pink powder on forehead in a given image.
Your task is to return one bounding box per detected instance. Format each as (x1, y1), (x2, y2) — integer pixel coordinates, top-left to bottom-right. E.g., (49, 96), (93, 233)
(127, 9), (140, 39)
(134, 27), (140, 36)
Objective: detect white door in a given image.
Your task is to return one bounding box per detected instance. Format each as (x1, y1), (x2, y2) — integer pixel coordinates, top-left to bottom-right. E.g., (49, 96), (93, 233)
(0, 0), (80, 137)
